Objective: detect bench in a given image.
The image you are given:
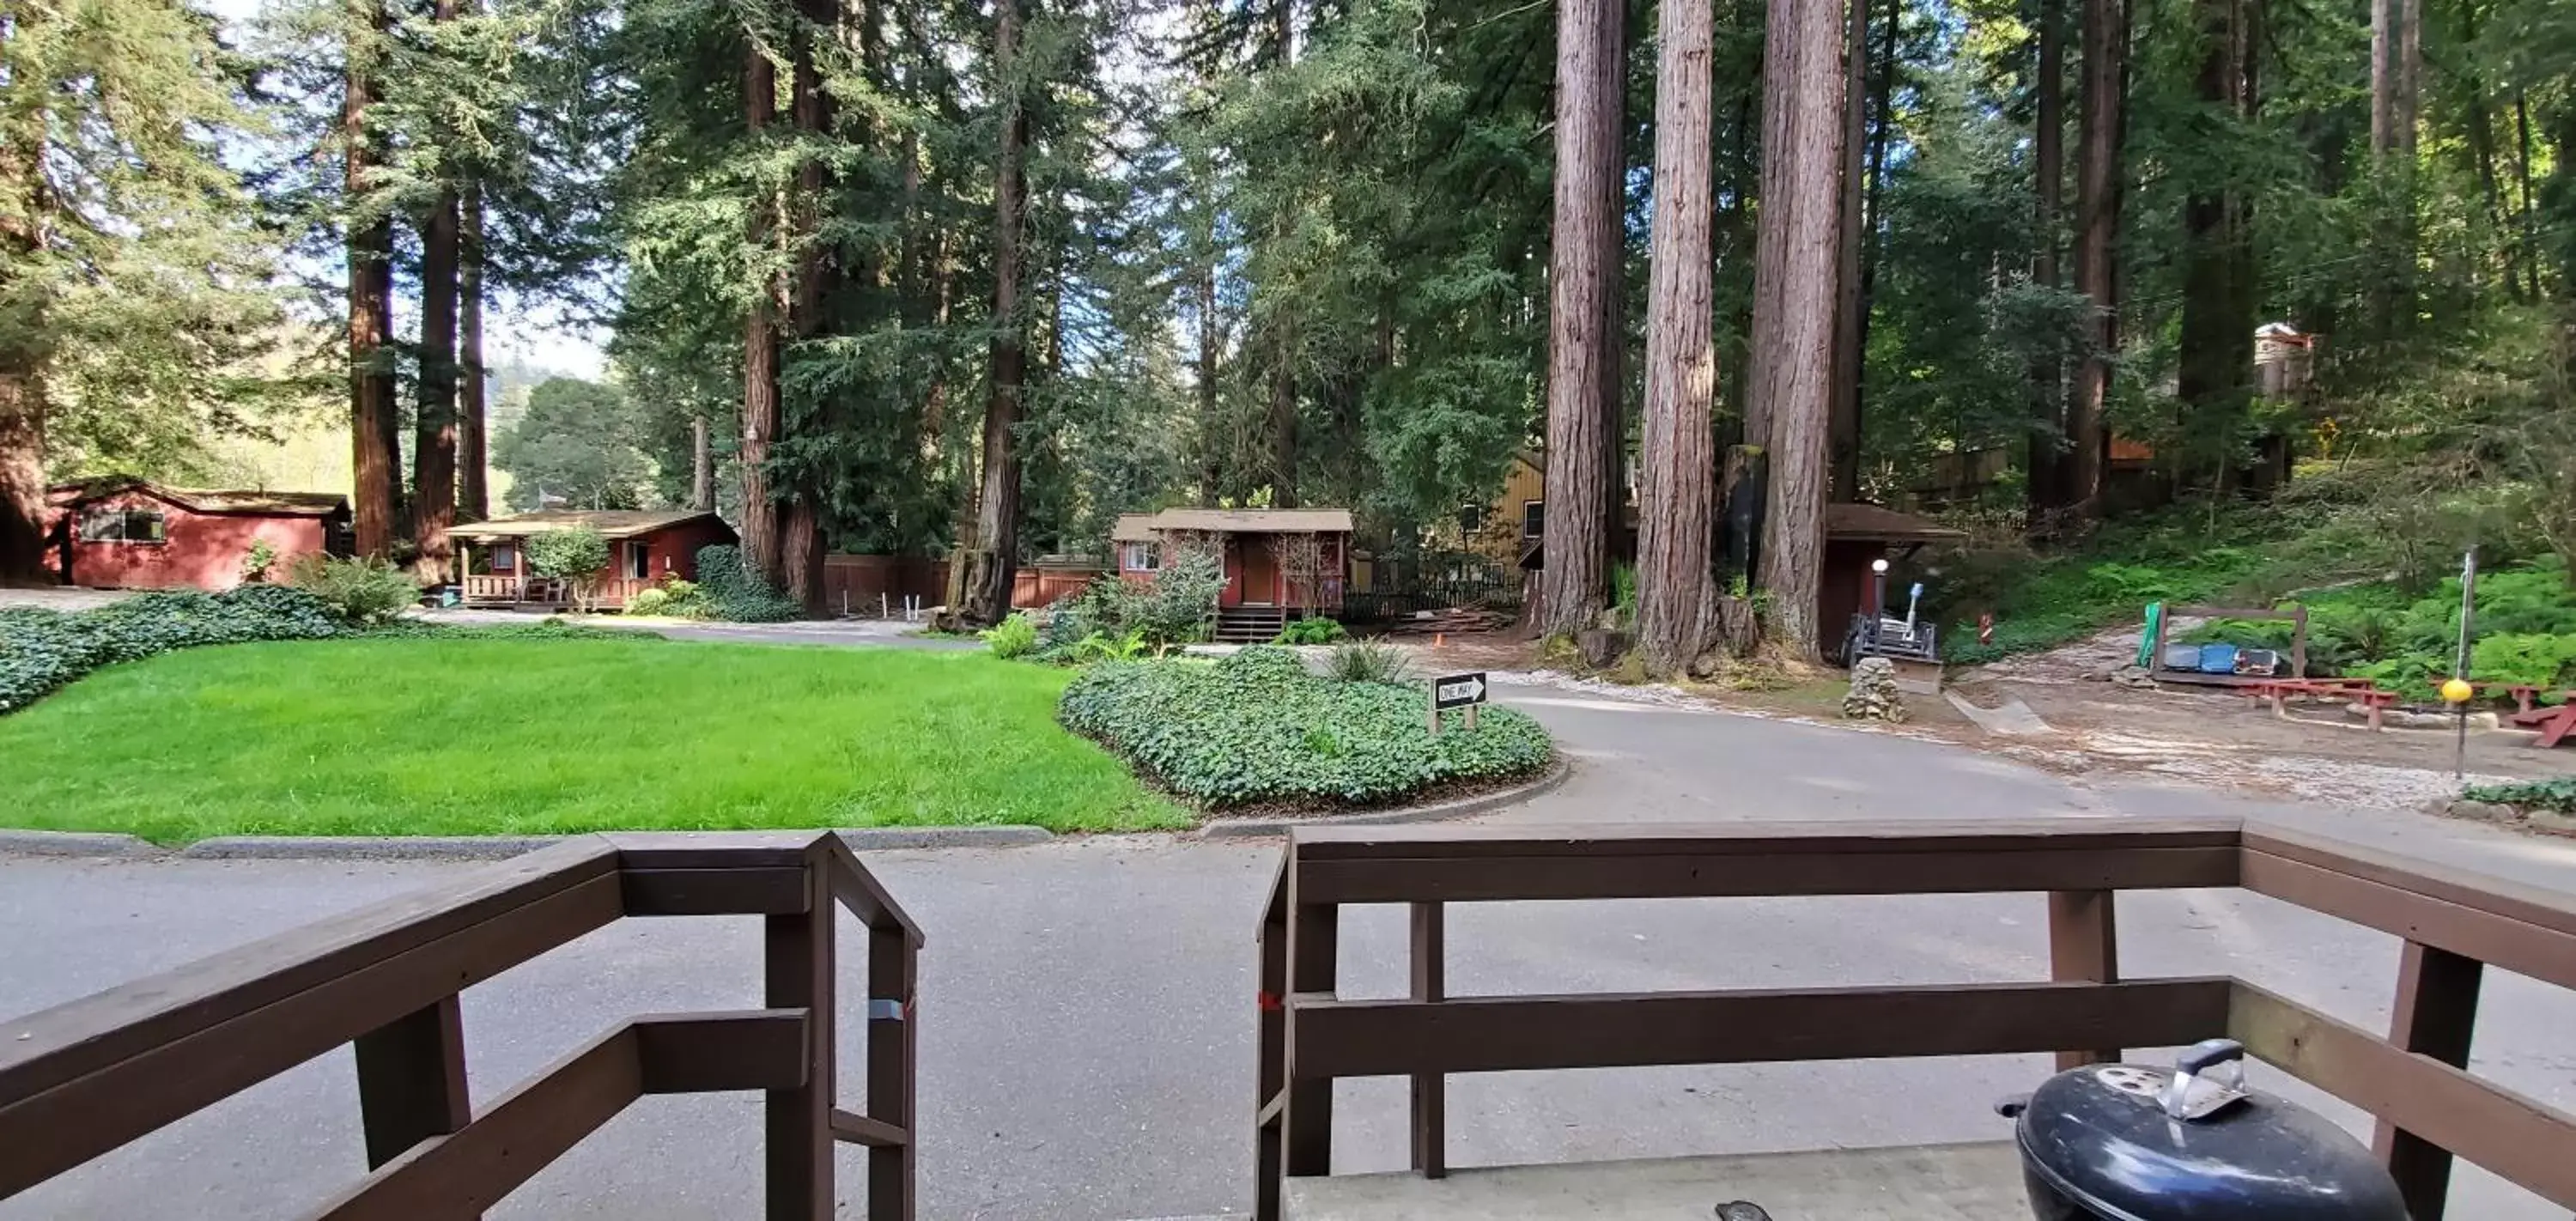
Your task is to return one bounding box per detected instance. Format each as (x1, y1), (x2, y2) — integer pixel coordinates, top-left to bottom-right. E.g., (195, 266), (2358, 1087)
(2242, 678), (2399, 727)
(2510, 692), (2576, 748)
(2471, 681), (2545, 715)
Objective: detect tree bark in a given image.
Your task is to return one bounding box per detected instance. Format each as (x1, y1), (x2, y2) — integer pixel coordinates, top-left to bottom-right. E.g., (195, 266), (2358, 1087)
(2065, 0), (2125, 516)
(964, 0), (1027, 626)
(1268, 339), (1297, 507)
(1197, 252), (1223, 499)
(1826, 0), (1870, 502)
(1599, 3), (1628, 575)
(1753, 0), (1847, 659)
(0, 365), (44, 586)
(2518, 94), (2543, 300)
(777, 0), (835, 617)
(2396, 0), (2418, 158)
(2178, 0), (2252, 494)
(412, 0), (461, 586)
(691, 416), (714, 510)
(458, 183), (488, 523)
(346, 0), (399, 561)
(1637, 0), (1716, 678)
(2369, 0), (2391, 155)
(1539, 0), (1625, 636)
(2027, 0), (2065, 525)
(740, 39), (784, 586)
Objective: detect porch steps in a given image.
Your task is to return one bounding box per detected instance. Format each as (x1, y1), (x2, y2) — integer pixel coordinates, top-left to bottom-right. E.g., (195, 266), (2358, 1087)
(1215, 606), (1288, 643)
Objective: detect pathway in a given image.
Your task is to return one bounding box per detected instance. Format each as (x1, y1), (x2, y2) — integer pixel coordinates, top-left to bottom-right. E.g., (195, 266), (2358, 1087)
(3, 680), (2574, 1218)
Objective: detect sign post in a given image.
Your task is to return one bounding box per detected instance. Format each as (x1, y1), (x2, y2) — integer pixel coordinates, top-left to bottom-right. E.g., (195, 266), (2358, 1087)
(1430, 671), (1488, 735)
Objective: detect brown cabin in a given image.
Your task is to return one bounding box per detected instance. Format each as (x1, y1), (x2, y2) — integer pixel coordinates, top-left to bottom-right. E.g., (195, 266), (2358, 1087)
(1111, 508), (1354, 641)
(451, 510), (738, 611)
(42, 478), (350, 591)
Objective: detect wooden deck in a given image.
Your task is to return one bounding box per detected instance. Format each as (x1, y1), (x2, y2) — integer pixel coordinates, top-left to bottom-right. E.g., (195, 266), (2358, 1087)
(1285, 1142), (2027, 1220)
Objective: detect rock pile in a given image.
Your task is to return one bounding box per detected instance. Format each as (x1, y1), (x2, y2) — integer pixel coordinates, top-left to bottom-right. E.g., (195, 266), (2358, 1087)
(1843, 656), (1908, 723)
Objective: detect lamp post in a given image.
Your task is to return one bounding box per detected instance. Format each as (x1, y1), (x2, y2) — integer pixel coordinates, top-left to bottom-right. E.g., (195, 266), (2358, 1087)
(1869, 556), (1890, 652)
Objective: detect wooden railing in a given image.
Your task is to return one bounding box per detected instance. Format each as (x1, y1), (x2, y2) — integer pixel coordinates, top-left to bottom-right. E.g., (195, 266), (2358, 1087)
(0, 831), (922, 1220)
(458, 574), (649, 609)
(1253, 818), (2576, 1221)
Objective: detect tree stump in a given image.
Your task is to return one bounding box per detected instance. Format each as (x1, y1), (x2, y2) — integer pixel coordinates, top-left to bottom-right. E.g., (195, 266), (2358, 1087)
(1576, 629), (1633, 669)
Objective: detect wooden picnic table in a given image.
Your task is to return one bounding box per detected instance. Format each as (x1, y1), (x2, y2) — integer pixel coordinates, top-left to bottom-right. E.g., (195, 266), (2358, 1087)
(2509, 691), (2576, 748)
(2471, 681), (2546, 715)
(2241, 677), (2402, 729)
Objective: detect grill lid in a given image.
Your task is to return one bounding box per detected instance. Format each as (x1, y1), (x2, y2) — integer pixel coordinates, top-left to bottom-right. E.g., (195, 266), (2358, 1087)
(2013, 1039), (2409, 1220)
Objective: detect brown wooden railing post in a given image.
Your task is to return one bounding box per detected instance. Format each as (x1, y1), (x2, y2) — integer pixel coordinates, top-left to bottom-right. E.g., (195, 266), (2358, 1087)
(353, 994), (471, 1170)
(1281, 882), (1339, 1180)
(763, 853), (835, 1221)
(1408, 901), (1445, 1179)
(2372, 940), (2483, 1220)
(1254, 887), (1289, 1221)
(2046, 890), (2121, 1069)
(866, 920), (917, 1221)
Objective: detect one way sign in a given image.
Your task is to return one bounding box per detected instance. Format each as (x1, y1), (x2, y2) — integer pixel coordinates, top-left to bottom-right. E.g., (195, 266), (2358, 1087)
(1432, 672), (1488, 711)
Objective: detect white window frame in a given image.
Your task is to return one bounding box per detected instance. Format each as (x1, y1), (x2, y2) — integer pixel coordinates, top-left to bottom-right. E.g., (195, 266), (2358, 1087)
(1124, 542), (1160, 573)
(624, 541), (652, 580)
(79, 507), (168, 545)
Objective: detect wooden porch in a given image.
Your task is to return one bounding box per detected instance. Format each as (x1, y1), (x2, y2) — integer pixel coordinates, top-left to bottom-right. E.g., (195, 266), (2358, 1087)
(459, 574), (652, 610)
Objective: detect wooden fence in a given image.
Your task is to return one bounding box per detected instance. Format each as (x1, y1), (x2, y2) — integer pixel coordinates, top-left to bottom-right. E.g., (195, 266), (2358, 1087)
(1254, 817), (2576, 1221)
(0, 832), (922, 1220)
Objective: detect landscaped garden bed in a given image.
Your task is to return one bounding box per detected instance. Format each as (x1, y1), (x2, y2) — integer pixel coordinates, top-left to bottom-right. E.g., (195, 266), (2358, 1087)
(0, 637), (1183, 842)
(1057, 646), (1553, 811)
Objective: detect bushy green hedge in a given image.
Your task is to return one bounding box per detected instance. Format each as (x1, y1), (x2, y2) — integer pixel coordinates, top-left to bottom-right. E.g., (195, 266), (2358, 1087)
(0, 586), (342, 714)
(694, 545), (803, 622)
(1059, 646), (1551, 808)
(2463, 777), (2576, 813)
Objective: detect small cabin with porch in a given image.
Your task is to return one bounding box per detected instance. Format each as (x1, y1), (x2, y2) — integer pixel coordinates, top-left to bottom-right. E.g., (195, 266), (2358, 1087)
(1111, 508), (1353, 641)
(452, 510), (738, 611)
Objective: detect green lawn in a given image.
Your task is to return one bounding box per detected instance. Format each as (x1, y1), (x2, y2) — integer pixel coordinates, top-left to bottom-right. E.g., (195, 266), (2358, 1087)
(0, 637), (1187, 842)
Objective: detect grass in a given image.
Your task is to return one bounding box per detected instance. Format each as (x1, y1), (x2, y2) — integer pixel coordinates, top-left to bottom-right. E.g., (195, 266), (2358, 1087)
(0, 637), (1188, 843)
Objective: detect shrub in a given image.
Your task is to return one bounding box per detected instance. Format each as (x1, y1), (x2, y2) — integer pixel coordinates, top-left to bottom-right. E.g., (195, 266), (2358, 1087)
(1325, 640), (1413, 684)
(2463, 776), (2576, 813)
(0, 586), (343, 714)
(627, 587), (673, 617)
(284, 554), (421, 625)
(981, 610), (1041, 659)
(240, 540), (278, 584)
(1059, 646), (1551, 808)
(694, 545), (804, 622)
(1275, 617), (1347, 645)
(1072, 629), (1150, 664)
(1053, 552), (1229, 647)
(525, 526), (611, 606)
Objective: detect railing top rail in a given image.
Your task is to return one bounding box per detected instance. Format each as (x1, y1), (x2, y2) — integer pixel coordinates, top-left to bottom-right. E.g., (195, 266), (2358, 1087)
(0, 838), (621, 1103)
(2243, 824), (2576, 936)
(1286, 817), (2247, 859)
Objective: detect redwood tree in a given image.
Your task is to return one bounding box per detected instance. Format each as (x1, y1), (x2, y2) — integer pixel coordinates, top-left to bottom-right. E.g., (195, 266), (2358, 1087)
(964, 0), (1028, 626)
(1538, 0), (1625, 637)
(1752, 0), (1848, 659)
(2027, 0), (2066, 525)
(1636, 0), (1716, 677)
(2064, 0), (2126, 513)
(410, 0), (462, 586)
(348, 0), (399, 561)
(739, 39), (783, 585)
(458, 183), (488, 522)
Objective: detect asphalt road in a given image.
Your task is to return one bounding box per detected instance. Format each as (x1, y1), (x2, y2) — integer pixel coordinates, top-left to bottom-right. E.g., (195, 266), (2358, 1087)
(4, 678), (2575, 1219)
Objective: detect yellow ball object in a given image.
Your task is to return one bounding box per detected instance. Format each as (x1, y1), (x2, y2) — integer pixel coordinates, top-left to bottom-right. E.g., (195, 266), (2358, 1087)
(2440, 677), (2476, 704)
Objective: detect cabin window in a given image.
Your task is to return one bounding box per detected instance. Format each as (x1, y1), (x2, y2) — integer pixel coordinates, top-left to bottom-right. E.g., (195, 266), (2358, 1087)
(1521, 500), (1543, 539)
(624, 542), (651, 580)
(1123, 542), (1160, 572)
(489, 544), (516, 572)
(80, 507), (167, 545)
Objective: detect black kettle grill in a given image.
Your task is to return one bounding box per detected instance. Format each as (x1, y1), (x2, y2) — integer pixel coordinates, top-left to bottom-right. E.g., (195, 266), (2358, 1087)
(1999, 1038), (2410, 1220)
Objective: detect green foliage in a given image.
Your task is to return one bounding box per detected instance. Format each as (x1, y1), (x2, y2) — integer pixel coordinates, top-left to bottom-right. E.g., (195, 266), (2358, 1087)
(1324, 641), (1414, 684)
(626, 579), (711, 620)
(240, 541), (280, 584)
(2463, 778), (2576, 814)
(1072, 629), (1151, 664)
(1059, 647), (1551, 808)
(0, 586), (341, 714)
(692, 546), (802, 623)
(981, 611), (1042, 659)
(284, 555), (422, 625)
(2470, 634), (2576, 692)
(1050, 552), (1229, 649)
(492, 379), (657, 513)
(523, 526), (611, 580)
(1275, 617), (1348, 645)
(1611, 565), (1638, 620)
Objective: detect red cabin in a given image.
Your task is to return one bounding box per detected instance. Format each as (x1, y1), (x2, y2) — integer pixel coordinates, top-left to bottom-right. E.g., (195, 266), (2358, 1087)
(1111, 508), (1353, 641)
(451, 510), (739, 611)
(42, 478), (351, 592)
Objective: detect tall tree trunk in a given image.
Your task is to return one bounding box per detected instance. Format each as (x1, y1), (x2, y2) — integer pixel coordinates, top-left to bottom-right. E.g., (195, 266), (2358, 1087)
(777, 0), (835, 616)
(2178, 0), (2251, 494)
(0, 360), (43, 586)
(1198, 255), (1223, 499)
(1599, 3), (1627, 563)
(2370, 0), (2392, 155)
(1826, 0), (1870, 502)
(2518, 94), (2543, 299)
(2459, 3), (2514, 295)
(691, 416), (714, 510)
(965, 0), (1027, 626)
(1637, 0), (1716, 677)
(458, 182), (488, 523)
(411, 0), (461, 586)
(2396, 0), (2418, 157)
(1752, 0), (1847, 659)
(1267, 350), (1297, 507)
(1538, 0), (1625, 636)
(346, 0), (398, 562)
(2027, 0), (2066, 525)
(2065, 0), (2125, 515)
(740, 39), (784, 586)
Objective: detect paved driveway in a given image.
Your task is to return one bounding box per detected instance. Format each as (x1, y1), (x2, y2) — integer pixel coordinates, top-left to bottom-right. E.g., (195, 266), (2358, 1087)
(5, 682), (2575, 1219)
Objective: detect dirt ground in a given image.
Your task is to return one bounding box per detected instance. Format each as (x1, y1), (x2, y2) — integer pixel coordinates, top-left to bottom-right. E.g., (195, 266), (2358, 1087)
(1381, 623), (2576, 815)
